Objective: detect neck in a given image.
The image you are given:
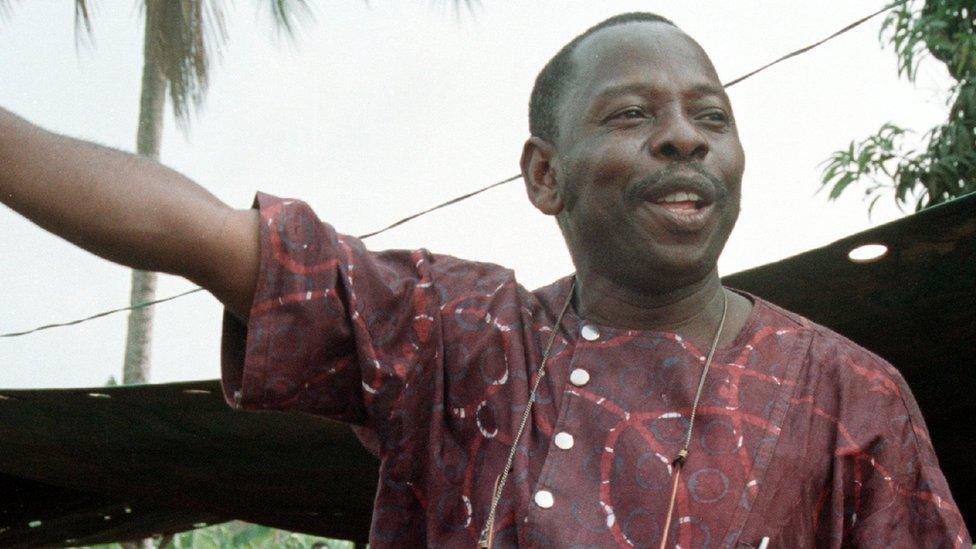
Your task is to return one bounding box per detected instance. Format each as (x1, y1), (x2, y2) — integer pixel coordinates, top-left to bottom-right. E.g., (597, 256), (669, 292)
(574, 268), (729, 345)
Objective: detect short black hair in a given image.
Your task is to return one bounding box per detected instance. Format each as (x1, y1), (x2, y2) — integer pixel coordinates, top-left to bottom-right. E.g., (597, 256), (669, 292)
(528, 12), (677, 143)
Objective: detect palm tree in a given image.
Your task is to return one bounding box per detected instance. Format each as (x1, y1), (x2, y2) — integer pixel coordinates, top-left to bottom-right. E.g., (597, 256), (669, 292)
(3, 2), (465, 545)
(0, 0), (310, 386)
(113, 0), (312, 386)
(60, 3), (306, 547)
(4, 0), (470, 389)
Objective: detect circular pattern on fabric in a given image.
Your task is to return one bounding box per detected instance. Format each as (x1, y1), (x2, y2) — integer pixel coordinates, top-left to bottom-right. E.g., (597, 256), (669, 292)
(581, 441), (626, 484)
(272, 213), (329, 265)
(570, 500), (611, 533)
(699, 418), (741, 456)
(687, 468), (730, 504)
(454, 296), (489, 331)
(490, 302), (523, 333)
(676, 515), (712, 549)
(475, 400), (498, 439)
(699, 373), (731, 408)
(616, 365), (657, 401)
(650, 413), (691, 445)
(621, 507), (660, 549)
(433, 491), (472, 532)
(634, 451), (671, 491)
(739, 478), (760, 510)
(477, 346), (509, 386)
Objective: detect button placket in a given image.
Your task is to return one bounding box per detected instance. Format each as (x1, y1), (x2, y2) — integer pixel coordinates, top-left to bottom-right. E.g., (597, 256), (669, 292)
(525, 320), (598, 522)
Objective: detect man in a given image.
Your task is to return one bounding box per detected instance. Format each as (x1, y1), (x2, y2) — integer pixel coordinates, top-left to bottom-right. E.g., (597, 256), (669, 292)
(0, 11), (970, 548)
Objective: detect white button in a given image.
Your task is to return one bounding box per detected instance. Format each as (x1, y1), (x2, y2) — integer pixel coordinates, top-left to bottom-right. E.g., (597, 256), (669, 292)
(534, 489), (554, 509)
(580, 324), (600, 341)
(570, 368), (590, 387)
(554, 432), (575, 450)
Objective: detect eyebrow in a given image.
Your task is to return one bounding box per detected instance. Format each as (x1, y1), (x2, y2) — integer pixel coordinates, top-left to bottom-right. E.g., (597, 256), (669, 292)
(592, 81), (730, 102)
(687, 83), (729, 100)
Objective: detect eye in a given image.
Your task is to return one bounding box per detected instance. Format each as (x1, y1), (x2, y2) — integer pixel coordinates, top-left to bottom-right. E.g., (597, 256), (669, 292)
(608, 106), (650, 121)
(698, 110), (730, 126)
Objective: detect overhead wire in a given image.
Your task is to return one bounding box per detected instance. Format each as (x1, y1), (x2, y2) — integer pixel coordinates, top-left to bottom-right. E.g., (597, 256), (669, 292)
(0, 2), (902, 339)
(0, 176), (522, 339)
(0, 288), (205, 338)
(722, 0), (908, 88)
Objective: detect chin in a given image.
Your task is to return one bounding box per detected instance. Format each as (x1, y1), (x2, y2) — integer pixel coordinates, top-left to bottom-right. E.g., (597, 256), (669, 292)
(609, 250), (718, 294)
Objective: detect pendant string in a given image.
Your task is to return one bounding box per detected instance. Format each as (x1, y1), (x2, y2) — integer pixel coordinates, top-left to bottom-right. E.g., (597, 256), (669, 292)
(478, 278), (576, 548)
(658, 289), (729, 549)
(479, 283), (729, 549)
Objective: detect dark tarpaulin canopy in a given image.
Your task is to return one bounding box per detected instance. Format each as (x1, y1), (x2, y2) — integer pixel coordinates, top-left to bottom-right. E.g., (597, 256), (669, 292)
(1, 193), (973, 547)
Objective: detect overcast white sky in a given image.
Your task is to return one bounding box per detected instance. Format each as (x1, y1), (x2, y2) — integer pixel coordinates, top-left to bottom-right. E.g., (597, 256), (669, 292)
(0, 1), (953, 389)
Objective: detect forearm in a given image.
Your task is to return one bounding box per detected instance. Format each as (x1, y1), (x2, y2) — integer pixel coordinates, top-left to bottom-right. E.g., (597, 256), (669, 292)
(0, 107), (230, 280)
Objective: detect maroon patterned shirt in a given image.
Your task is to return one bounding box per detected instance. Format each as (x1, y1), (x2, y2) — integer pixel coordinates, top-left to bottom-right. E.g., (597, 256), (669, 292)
(222, 194), (971, 548)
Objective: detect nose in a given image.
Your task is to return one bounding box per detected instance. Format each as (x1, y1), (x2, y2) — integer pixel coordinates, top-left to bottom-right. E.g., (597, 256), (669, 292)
(649, 111), (709, 161)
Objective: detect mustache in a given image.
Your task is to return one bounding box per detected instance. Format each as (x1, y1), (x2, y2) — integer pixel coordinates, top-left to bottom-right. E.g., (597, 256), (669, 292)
(625, 163), (728, 204)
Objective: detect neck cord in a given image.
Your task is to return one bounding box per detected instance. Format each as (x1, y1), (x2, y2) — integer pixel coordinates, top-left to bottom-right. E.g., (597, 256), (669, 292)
(658, 289), (728, 549)
(478, 282), (728, 549)
(478, 278), (575, 548)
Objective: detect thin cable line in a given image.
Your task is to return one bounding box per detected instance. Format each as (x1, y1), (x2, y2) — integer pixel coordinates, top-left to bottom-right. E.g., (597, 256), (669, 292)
(357, 174), (520, 239)
(0, 2), (905, 339)
(0, 175), (519, 338)
(0, 287), (206, 338)
(722, 0), (907, 88)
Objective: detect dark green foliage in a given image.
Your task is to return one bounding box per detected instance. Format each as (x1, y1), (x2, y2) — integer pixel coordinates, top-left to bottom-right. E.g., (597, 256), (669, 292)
(84, 521), (355, 548)
(820, 0), (976, 212)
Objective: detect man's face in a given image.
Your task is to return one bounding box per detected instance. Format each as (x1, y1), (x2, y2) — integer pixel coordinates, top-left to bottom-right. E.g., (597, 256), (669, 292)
(546, 22), (745, 292)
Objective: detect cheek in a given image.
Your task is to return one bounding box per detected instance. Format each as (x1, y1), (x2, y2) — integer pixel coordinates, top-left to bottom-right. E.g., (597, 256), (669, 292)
(576, 141), (641, 198)
(715, 142), (745, 197)
(560, 140), (635, 211)
(728, 138), (746, 183)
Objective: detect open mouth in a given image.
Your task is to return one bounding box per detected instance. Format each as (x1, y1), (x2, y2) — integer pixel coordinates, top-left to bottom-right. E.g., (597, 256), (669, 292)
(629, 171), (724, 233)
(653, 191), (709, 212)
(643, 190), (716, 232)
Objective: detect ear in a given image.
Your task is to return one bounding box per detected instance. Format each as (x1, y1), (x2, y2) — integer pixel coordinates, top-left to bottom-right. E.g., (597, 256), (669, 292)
(520, 136), (564, 216)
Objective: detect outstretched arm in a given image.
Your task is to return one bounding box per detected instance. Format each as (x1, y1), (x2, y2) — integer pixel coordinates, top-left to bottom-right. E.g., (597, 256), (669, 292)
(0, 107), (259, 320)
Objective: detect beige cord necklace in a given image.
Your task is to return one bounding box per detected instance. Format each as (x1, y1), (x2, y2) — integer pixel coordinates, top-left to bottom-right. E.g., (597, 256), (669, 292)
(478, 281), (729, 549)
(658, 289), (728, 549)
(478, 278), (575, 548)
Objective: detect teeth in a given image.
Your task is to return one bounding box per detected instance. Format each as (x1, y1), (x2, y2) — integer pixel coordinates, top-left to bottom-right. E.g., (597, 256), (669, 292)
(659, 191), (702, 203)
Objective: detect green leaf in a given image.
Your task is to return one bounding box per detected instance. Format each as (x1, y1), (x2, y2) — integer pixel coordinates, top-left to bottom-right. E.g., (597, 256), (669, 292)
(829, 173), (856, 200)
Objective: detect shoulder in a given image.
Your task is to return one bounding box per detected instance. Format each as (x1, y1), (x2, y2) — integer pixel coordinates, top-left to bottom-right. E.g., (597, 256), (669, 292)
(746, 293), (912, 413)
(749, 293), (894, 369)
(425, 250), (516, 287)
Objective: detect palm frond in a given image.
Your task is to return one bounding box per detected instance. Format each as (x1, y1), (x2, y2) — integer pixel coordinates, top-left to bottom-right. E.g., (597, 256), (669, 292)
(143, 0), (227, 127)
(73, 0), (93, 38)
(268, 0), (313, 40)
(430, 0), (480, 20)
(73, 0), (95, 49)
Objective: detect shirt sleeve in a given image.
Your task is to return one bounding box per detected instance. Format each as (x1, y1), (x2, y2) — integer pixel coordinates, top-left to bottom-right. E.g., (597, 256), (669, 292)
(220, 192), (451, 434)
(827, 349), (972, 547)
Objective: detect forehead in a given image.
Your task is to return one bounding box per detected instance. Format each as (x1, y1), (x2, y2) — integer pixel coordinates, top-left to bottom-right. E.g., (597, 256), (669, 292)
(566, 22), (723, 105)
